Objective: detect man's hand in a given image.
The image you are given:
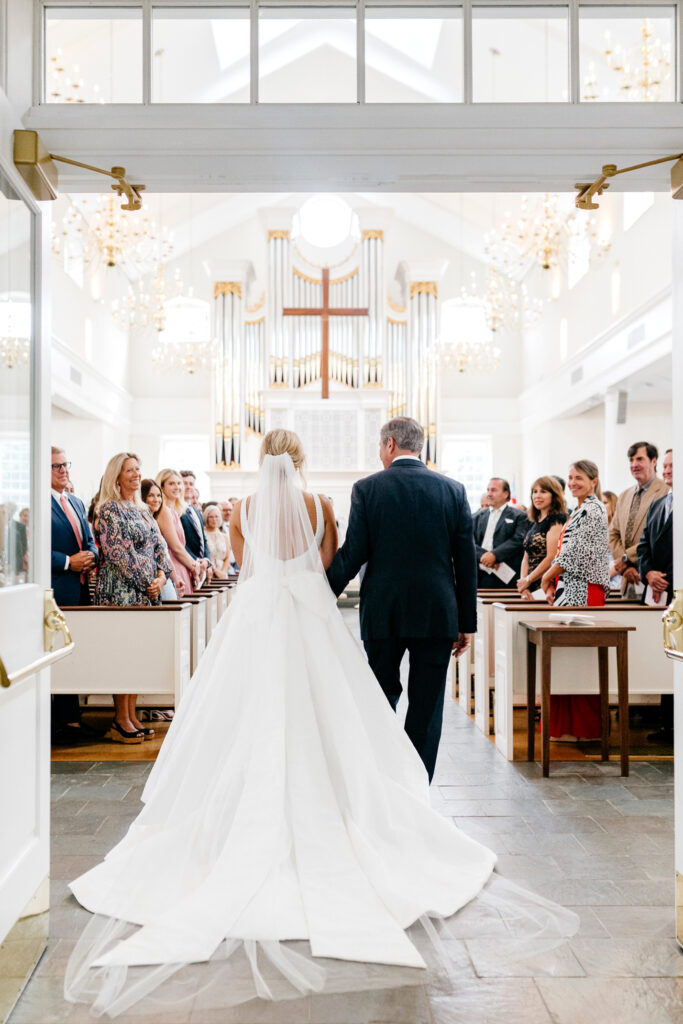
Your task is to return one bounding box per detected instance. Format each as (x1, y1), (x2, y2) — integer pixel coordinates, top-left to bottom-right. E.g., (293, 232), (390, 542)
(622, 567), (641, 585)
(452, 633), (473, 659)
(613, 557), (629, 575)
(69, 551), (95, 572)
(646, 569), (668, 594)
(480, 551), (497, 568)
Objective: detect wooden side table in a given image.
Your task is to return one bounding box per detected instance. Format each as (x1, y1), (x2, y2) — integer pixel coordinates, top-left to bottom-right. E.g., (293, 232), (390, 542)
(521, 619), (636, 778)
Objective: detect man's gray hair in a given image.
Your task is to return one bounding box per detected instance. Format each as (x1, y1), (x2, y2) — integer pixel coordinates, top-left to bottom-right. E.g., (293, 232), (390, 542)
(380, 417), (424, 453)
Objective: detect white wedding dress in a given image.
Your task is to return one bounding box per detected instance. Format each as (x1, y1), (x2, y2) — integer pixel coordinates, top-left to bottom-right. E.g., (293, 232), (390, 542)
(66, 454), (576, 1018)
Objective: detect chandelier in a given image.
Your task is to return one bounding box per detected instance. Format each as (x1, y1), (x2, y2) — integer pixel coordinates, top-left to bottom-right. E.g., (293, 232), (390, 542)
(487, 194), (610, 276)
(0, 296), (30, 370)
(436, 298), (501, 375)
(461, 266), (542, 334)
(53, 195), (173, 276)
(112, 263), (183, 333)
(604, 18), (671, 102)
(47, 50), (104, 104)
(151, 293), (214, 375)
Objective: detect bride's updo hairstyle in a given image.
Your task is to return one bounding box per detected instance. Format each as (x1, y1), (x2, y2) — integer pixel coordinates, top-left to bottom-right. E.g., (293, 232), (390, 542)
(260, 429), (306, 475)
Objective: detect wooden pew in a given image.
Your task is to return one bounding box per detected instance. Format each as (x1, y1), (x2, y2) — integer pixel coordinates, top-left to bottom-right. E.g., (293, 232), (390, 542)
(162, 596), (207, 674)
(51, 604), (192, 708)
(491, 601), (673, 760)
(473, 594), (549, 734)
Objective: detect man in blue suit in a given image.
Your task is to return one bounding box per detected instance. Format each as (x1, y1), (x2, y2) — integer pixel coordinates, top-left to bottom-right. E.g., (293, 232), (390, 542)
(50, 446), (99, 743)
(179, 470), (213, 579)
(327, 418), (477, 781)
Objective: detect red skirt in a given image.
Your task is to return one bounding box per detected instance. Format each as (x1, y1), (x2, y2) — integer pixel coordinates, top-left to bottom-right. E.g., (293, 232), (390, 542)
(548, 584), (605, 740)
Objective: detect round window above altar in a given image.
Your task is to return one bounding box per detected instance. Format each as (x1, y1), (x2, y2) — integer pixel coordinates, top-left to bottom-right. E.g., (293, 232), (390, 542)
(294, 195), (359, 250)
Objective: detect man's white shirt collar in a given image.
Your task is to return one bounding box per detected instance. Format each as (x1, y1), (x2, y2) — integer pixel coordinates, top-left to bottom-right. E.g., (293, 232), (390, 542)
(392, 455), (421, 463)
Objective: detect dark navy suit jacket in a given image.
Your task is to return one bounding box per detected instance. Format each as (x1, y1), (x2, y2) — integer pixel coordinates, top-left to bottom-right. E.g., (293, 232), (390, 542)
(181, 505), (209, 560)
(50, 494), (98, 606)
(638, 494), (674, 602)
(326, 459), (478, 642)
(472, 504), (528, 586)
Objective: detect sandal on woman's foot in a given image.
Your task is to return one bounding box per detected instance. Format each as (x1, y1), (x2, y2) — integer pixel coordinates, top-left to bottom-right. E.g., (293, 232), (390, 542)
(133, 727), (155, 739)
(106, 721), (144, 744)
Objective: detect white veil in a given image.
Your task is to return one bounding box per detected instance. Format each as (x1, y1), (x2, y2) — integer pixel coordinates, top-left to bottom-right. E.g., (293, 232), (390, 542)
(238, 452), (323, 581)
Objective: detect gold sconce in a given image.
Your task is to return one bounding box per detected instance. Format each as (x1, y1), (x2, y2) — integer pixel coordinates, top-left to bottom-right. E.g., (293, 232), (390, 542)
(13, 130), (145, 211)
(575, 152), (683, 210)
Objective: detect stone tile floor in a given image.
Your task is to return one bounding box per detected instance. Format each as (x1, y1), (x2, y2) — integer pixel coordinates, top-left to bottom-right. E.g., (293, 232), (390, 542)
(8, 648), (681, 1023)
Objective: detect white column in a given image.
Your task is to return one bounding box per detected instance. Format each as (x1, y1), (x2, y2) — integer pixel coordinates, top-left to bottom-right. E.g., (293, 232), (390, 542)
(671, 202), (683, 950)
(603, 388), (632, 493)
(360, 229), (385, 387)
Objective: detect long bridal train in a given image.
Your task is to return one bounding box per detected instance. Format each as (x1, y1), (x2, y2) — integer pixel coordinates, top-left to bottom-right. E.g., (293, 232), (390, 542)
(64, 455), (577, 1018)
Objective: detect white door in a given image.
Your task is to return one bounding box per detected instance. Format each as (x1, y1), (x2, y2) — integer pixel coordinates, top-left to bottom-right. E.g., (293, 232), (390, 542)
(0, 93), (68, 1014)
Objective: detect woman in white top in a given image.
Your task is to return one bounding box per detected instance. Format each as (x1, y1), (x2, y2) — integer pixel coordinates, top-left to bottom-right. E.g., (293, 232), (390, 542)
(203, 503), (232, 578)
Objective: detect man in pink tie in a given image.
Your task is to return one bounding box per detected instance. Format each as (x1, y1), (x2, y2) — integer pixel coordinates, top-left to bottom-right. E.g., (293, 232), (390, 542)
(50, 446), (99, 744)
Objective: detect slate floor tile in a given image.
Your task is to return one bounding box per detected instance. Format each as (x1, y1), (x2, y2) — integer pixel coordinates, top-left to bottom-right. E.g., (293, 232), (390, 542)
(535, 976), (675, 1024)
(429, 979), (553, 1024)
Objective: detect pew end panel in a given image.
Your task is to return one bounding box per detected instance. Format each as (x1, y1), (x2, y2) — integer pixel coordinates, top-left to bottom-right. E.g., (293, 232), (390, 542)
(51, 605), (192, 708)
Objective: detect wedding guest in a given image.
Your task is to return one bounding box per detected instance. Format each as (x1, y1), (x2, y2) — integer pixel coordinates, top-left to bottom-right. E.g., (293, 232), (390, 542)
(219, 500), (233, 533)
(142, 477), (185, 599)
(179, 470), (212, 579)
(601, 490), (621, 590)
(609, 442), (668, 598)
(156, 469), (199, 596)
(472, 477), (528, 588)
(50, 446), (99, 744)
(203, 504), (232, 578)
(541, 459), (610, 740)
(638, 448), (674, 740)
(479, 493), (492, 509)
(96, 453), (172, 744)
(517, 477), (567, 601)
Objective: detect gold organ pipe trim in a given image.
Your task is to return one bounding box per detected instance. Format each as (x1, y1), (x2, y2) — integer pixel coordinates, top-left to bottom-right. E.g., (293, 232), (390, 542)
(362, 229), (384, 241)
(214, 282), (242, 299)
(268, 229), (290, 240)
(245, 291), (265, 313)
(410, 281), (438, 299)
(245, 317), (266, 325)
(386, 291), (407, 314)
(387, 317), (407, 326)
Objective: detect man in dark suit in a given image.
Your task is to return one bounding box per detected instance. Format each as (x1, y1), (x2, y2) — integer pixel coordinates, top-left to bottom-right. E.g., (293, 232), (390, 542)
(472, 477), (528, 589)
(638, 448), (674, 742)
(326, 417), (477, 781)
(179, 470), (213, 579)
(50, 446), (99, 743)
(638, 448), (674, 603)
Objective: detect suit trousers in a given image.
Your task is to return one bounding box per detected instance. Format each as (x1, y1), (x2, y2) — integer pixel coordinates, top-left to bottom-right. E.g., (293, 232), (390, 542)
(363, 636), (453, 782)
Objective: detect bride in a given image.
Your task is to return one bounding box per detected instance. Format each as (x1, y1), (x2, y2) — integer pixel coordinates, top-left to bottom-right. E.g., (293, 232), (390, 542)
(66, 430), (576, 1018)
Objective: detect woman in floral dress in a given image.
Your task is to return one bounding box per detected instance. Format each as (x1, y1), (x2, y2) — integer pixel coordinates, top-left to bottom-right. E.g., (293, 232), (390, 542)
(95, 453), (173, 744)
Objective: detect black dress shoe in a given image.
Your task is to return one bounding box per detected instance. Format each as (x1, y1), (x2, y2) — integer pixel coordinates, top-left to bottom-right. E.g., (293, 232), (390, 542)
(51, 725), (94, 746)
(77, 721), (107, 739)
(647, 727), (674, 743)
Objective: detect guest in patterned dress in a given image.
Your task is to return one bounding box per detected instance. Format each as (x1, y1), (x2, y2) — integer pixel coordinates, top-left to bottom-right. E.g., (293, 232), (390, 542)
(517, 477), (567, 601)
(541, 460), (611, 741)
(95, 453), (173, 744)
(155, 469), (199, 596)
(203, 504), (232, 578)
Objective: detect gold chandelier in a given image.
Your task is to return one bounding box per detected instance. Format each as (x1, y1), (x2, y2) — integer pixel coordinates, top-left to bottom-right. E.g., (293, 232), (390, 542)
(436, 296), (502, 375)
(112, 264), (183, 333)
(0, 296), (30, 370)
(488, 194), (610, 276)
(461, 265), (542, 334)
(53, 195), (173, 276)
(604, 17), (671, 102)
(151, 292), (214, 376)
(47, 50), (104, 104)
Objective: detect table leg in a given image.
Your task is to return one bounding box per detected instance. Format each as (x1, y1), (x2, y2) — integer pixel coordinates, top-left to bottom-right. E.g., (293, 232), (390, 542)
(527, 639), (536, 762)
(598, 646), (609, 762)
(541, 637), (552, 778)
(616, 635), (630, 777)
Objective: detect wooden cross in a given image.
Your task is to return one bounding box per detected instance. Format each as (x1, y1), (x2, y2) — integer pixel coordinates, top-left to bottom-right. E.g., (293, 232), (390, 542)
(282, 267), (368, 399)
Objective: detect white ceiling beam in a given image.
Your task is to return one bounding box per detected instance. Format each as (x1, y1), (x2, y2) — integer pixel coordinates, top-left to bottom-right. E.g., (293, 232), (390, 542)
(24, 103), (683, 194)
